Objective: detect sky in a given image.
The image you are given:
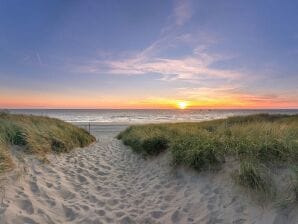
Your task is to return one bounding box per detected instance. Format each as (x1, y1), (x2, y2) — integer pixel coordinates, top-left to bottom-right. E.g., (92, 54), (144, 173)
(0, 0), (298, 109)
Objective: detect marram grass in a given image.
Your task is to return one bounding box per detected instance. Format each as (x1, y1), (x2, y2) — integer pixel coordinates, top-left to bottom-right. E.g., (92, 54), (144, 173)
(0, 112), (95, 173)
(118, 114), (298, 198)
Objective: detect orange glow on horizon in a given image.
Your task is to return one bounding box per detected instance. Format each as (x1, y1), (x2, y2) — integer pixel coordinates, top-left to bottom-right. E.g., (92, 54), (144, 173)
(0, 92), (297, 109)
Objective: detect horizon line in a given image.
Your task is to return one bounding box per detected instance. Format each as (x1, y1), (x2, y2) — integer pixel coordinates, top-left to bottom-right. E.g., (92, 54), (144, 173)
(2, 108), (298, 110)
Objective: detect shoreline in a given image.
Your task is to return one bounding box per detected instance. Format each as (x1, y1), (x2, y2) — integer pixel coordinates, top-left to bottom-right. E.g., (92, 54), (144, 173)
(7, 109), (298, 127)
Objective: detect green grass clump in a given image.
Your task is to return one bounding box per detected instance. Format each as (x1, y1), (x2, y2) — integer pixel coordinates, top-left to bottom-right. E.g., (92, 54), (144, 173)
(0, 140), (14, 173)
(142, 136), (168, 155)
(118, 114), (298, 194)
(172, 133), (222, 171)
(234, 161), (269, 191)
(117, 125), (169, 155)
(0, 112), (96, 173)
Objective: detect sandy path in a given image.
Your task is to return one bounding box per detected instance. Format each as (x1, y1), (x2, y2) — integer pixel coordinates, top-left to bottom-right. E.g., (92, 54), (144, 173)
(0, 125), (297, 224)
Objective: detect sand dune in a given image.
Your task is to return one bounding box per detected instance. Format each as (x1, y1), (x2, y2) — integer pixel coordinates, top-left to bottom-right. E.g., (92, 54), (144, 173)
(0, 125), (297, 224)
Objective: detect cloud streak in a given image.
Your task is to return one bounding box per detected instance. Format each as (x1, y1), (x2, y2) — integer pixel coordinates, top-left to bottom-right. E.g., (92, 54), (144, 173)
(77, 33), (242, 82)
(100, 56), (241, 80)
(74, 0), (239, 82)
(174, 0), (194, 26)
(74, 0), (243, 83)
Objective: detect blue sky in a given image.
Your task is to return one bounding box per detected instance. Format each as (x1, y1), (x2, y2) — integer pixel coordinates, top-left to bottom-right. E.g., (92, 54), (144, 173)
(0, 0), (297, 108)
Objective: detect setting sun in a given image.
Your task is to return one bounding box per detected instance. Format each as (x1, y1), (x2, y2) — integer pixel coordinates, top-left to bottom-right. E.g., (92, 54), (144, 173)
(177, 101), (188, 109)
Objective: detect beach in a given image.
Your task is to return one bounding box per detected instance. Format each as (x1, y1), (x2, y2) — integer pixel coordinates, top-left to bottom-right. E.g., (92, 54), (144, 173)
(1, 124), (297, 224)
(2, 0), (298, 222)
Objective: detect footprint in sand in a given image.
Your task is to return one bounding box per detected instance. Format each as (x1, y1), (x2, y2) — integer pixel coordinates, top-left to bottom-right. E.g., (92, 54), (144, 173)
(62, 204), (76, 221)
(29, 181), (40, 193)
(150, 210), (164, 219)
(77, 174), (88, 184)
(16, 199), (34, 215)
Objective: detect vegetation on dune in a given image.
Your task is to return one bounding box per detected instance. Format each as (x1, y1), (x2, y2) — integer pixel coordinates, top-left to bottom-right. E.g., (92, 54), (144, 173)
(0, 112), (96, 173)
(171, 134), (222, 171)
(233, 161), (270, 192)
(118, 114), (298, 198)
(0, 140), (14, 173)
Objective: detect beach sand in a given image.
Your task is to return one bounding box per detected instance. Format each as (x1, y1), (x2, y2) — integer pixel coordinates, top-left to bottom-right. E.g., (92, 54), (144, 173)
(0, 125), (297, 224)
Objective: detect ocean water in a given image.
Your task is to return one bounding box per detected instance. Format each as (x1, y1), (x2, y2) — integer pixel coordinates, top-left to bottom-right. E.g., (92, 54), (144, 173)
(8, 109), (298, 124)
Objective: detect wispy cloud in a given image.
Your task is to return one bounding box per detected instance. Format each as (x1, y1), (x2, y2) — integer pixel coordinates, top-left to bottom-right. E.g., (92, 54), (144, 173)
(76, 32), (241, 82)
(173, 0), (194, 26)
(74, 0), (244, 83)
(21, 51), (44, 66)
(36, 52), (43, 66)
(101, 56), (241, 80)
(74, 0), (243, 83)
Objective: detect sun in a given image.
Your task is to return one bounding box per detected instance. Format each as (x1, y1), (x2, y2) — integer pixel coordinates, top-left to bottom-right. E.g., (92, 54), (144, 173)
(177, 101), (188, 109)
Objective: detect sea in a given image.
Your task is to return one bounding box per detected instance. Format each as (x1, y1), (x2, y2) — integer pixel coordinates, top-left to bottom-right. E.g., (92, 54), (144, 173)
(7, 109), (298, 124)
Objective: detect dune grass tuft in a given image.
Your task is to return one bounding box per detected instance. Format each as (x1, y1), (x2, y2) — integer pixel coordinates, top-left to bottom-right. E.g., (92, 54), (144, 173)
(118, 114), (298, 195)
(0, 140), (14, 173)
(234, 160), (269, 191)
(117, 125), (170, 155)
(0, 112), (96, 173)
(171, 133), (223, 171)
